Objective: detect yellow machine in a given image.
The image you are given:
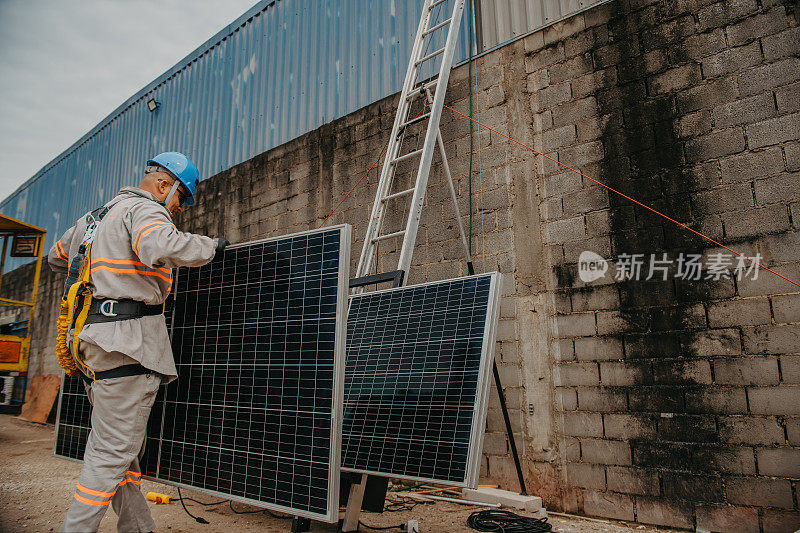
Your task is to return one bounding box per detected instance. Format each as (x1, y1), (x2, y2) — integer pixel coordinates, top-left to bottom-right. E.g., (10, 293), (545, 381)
(0, 214), (46, 412)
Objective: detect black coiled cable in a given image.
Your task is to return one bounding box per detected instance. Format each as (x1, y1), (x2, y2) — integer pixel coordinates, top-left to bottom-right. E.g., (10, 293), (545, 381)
(467, 510), (552, 533)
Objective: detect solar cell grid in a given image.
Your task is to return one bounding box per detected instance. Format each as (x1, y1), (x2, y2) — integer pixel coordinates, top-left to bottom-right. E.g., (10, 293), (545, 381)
(54, 226), (350, 523)
(154, 227), (349, 521)
(341, 273), (500, 486)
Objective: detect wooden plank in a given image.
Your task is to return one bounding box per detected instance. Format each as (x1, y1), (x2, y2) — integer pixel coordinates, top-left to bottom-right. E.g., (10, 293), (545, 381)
(18, 374), (61, 424)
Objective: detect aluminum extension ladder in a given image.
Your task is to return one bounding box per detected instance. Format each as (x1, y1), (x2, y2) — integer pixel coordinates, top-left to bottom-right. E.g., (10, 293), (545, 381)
(354, 0), (472, 283)
(341, 1), (471, 531)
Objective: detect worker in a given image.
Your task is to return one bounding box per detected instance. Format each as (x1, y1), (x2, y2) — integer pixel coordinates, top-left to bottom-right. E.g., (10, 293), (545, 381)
(48, 152), (228, 533)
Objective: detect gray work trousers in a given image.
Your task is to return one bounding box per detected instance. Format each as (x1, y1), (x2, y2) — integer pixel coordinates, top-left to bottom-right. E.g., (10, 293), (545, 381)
(60, 342), (160, 533)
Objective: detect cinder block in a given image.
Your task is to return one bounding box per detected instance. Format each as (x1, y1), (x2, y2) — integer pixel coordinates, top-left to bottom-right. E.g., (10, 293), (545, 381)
(635, 497), (693, 529)
(599, 361), (652, 386)
(743, 324), (800, 355)
(701, 41), (762, 78)
(692, 182), (752, 214)
(582, 489), (634, 521)
(574, 336), (623, 361)
(713, 92), (776, 129)
(762, 510), (800, 533)
(603, 413), (657, 439)
(775, 81), (800, 113)
(713, 357), (779, 386)
(677, 77), (738, 114)
(566, 462), (606, 490)
(556, 313), (596, 337)
(683, 328), (743, 357)
(697, 0), (757, 30)
(605, 466), (658, 495)
(719, 147), (785, 183)
(561, 411), (604, 438)
(725, 5), (789, 47)
(662, 472), (723, 501)
(748, 386), (800, 415)
(541, 124), (577, 152)
(581, 439), (631, 466)
(649, 64), (701, 94)
(545, 216), (586, 244)
(696, 503), (759, 533)
(763, 26), (800, 61)
(780, 355), (800, 384)
(461, 487), (542, 512)
(755, 174), (800, 205)
(757, 447), (800, 477)
(726, 476), (794, 508)
(718, 416), (785, 445)
(555, 362), (599, 387)
(685, 387), (748, 414)
(577, 387), (626, 412)
(739, 57), (800, 97)
(724, 204), (791, 238)
(558, 388), (578, 411)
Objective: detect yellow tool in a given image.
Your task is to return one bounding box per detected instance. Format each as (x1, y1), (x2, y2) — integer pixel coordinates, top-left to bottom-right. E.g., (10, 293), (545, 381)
(146, 492), (172, 504)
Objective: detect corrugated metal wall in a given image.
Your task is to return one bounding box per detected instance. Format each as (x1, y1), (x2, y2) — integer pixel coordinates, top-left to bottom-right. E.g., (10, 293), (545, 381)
(1, 0), (607, 254)
(476, 0), (609, 51)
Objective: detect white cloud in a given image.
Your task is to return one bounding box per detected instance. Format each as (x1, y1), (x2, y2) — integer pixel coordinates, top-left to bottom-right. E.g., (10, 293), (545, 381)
(0, 0), (258, 198)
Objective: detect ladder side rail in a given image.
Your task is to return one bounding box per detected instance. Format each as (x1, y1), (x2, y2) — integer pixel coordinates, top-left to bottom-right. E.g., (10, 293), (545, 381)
(396, 0), (467, 276)
(355, 0), (437, 279)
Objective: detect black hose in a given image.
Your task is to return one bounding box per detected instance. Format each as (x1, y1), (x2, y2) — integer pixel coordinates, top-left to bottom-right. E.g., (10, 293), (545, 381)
(467, 510), (551, 533)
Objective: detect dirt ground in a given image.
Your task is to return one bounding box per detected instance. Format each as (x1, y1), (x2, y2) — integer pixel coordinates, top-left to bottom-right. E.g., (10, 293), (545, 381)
(0, 415), (680, 532)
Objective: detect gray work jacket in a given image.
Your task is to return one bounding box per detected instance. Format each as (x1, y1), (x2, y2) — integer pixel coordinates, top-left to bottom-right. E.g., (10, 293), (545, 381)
(48, 186), (216, 381)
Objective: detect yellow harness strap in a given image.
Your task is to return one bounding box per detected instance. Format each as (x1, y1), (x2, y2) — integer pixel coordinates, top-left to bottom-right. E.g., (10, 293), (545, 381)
(65, 243), (97, 380)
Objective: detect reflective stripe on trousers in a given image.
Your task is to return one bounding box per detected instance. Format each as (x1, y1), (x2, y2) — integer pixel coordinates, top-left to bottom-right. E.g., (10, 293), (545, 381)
(60, 342), (160, 533)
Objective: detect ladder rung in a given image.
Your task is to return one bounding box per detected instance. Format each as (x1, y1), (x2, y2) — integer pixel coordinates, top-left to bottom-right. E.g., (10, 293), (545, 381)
(390, 148), (423, 165)
(423, 18), (453, 36)
(406, 79), (438, 101)
(415, 47), (445, 67)
(373, 230), (406, 243)
(429, 0), (448, 9)
(398, 112), (431, 132)
(382, 188), (415, 202)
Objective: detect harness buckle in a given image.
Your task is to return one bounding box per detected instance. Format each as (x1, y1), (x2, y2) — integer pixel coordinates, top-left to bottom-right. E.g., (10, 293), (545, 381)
(99, 300), (118, 317)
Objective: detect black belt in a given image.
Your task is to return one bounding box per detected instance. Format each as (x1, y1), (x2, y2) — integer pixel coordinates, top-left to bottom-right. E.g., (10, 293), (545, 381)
(84, 298), (164, 325)
(78, 363), (154, 384)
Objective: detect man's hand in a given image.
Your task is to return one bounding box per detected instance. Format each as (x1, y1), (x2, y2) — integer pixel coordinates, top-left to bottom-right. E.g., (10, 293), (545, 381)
(215, 237), (229, 254)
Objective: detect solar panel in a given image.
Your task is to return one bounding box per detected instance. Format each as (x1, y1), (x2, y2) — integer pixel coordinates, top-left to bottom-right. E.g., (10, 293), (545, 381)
(341, 273), (501, 486)
(54, 225), (351, 522)
(53, 373), (91, 462)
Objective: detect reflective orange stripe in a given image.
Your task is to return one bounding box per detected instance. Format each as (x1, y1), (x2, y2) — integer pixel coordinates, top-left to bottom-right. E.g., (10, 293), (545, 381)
(134, 222), (174, 256)
(89, 265), (173, 284)
(77, 483), (116, 498)
(74, 492), (111, 506)
(118, 479), (142, 487)
(56, 241), (68, 261)
(126, 470), (141, 477)
(92, 257), (170, 275)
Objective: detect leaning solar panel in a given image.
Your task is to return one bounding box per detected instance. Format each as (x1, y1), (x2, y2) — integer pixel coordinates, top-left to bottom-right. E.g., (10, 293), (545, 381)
(341, 273), (501, 486)
(150, 226), (350, 522)
(54, 373), (92, 461)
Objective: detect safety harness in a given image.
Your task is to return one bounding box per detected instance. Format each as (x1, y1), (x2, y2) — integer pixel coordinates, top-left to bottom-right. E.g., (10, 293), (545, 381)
(55, 203), (159, 381)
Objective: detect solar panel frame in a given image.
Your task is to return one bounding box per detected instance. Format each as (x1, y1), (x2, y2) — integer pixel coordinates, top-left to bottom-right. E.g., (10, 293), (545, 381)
(53, 225), (351, 523)
(340, 273), (501, 488)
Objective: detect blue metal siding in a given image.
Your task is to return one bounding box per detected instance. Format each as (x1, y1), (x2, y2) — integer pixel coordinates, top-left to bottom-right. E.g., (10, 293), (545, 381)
(4, 0), (586, 255)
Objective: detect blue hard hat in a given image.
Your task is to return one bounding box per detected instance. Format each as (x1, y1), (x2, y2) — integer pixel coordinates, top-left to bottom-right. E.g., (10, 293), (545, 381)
(146, 152), (199, 206)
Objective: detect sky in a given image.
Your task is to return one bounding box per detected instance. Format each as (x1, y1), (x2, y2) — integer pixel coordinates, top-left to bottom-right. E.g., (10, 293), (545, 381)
(0, 0), (259, 200)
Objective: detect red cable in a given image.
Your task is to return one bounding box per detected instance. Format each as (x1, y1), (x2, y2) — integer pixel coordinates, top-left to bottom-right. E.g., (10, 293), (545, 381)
(320, 96), (800, 289)
(442, 103), (800, 289)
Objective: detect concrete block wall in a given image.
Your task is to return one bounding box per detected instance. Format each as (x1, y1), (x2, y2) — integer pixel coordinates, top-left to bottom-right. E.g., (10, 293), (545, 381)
(527, 0), (800, 530)
(11, 0), (800, 529)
